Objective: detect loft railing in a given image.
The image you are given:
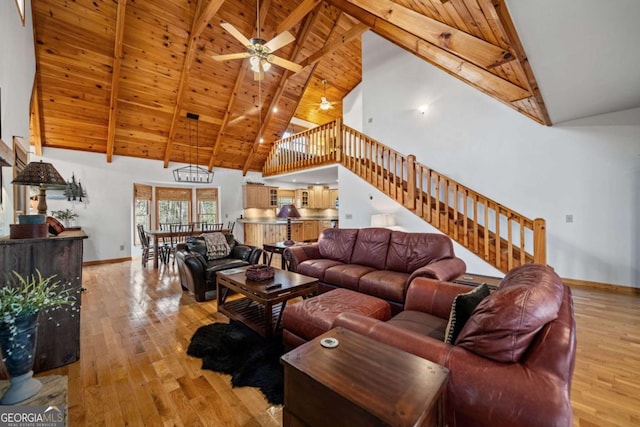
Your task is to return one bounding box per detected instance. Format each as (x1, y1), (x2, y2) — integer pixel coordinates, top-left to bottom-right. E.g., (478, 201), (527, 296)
(262, 119), (546, 272)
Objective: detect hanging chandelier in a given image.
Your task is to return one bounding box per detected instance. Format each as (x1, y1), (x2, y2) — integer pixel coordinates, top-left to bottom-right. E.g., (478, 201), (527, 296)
(173, 112), (214, 183)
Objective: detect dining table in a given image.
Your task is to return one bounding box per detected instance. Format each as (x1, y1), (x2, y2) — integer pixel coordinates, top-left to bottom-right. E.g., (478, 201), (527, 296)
(145, 228), (231, 268)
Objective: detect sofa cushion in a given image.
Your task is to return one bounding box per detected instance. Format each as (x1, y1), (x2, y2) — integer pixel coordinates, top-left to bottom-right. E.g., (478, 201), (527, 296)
(386, 232), (455, 273)
(358, 270), (409, 303)
(350, 228), (392, 268)
(388, 310), (449, 341)
(318, 228), (359, 264)
(297, 259), (344, 282)
(324, 264), (377, 291)
(456, 264), (564, 363)
(444, 284), (491, 344)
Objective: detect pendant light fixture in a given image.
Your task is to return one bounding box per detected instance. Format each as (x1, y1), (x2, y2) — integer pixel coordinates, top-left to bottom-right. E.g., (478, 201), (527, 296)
(172, 113), (214, 183)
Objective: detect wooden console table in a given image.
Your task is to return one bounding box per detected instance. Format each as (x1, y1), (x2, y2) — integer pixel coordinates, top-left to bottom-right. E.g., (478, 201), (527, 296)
(281, 327), (449, 427)
(0, 230), (87, 377)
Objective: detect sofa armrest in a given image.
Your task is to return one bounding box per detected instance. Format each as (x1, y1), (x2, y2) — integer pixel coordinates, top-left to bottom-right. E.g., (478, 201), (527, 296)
(404, 278), (472, 318)
(284, 244), (321, 272)
(334, 312), (453, 363)
(230, 244), (254, 261)
(408, 257), (466, 283)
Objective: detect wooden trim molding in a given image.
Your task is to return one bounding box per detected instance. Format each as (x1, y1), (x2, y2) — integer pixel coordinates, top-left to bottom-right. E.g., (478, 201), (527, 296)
(83, 257), (132, 267)
(563, 277), (640, 295)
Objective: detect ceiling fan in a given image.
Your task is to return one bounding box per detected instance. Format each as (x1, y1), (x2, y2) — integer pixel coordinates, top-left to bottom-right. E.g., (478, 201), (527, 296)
(212, 21), (303, 80)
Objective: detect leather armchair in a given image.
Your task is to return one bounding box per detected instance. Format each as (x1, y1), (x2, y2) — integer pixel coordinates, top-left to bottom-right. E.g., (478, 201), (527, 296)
(333, 264), (576, 427)
(175, 236), (262, 302)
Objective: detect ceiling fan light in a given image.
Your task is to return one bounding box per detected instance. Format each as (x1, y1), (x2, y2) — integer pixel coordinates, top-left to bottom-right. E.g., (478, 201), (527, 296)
(320, 97), (332, 111)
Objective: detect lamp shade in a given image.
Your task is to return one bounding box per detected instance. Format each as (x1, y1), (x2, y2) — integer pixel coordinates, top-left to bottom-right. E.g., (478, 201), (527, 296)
(12, 161), (66, 186)
(277, 204), (301, 219)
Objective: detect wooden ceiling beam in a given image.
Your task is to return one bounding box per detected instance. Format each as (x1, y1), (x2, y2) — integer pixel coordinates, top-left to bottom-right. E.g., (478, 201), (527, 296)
(242, 8), (324, 174)
(105, 0), (128, 163)
(30, 79), (43, 156)
(328, 0), (529, 101)
(298, 22), (369, 69)
(347, 0), (515, 69)
(277, 0), (322, 34)
(207, 0), (272, 170)
(163, 0), (227, 168)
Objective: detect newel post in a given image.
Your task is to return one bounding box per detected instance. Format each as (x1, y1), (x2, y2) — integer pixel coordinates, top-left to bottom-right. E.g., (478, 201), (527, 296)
(406, 155), (416, 210)
(533, 218), (546, 265)
(335, 118), (342, 163)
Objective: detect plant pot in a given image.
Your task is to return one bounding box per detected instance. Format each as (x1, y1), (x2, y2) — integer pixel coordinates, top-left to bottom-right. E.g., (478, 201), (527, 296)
(0, 311), (42, 404)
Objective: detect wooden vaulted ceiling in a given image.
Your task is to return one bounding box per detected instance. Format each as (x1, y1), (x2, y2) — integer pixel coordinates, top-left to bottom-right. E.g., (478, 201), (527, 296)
(30, 0), (550, 174)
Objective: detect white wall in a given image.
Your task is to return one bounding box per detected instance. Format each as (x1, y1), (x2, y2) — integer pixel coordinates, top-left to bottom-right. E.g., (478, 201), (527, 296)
(341, 32), (640, 287)
(34, 148), (254, 262)
(0, 0), (35, 235)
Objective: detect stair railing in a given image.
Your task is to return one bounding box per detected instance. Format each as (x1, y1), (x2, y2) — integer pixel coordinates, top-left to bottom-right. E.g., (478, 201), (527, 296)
(262, 119), (546, 272)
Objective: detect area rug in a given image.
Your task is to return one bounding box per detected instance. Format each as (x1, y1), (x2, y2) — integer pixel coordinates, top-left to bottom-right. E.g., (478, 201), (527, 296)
(187, 320), (285, 405)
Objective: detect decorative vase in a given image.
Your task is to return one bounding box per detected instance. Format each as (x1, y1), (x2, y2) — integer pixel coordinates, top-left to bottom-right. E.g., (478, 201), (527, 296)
(0, 311), (42, 404)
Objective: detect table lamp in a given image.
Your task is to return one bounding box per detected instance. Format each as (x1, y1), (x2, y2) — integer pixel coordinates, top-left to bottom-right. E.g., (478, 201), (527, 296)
(12, 161), (67, 214)
(277, 204), (301, 246)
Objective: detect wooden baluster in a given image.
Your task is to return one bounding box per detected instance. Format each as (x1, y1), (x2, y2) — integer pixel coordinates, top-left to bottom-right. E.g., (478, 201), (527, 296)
(494, 203), (500, 269)
(407, 155), (416, 210)
(507, 214), (513, 270)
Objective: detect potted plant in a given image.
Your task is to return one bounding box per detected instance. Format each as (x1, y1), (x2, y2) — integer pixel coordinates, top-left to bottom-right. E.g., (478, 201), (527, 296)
(50, 208), (79, 227)
(0, 270), (76, 404)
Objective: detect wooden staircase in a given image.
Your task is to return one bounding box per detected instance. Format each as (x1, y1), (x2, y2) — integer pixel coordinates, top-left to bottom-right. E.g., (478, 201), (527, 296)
(263, 119), (545, 273)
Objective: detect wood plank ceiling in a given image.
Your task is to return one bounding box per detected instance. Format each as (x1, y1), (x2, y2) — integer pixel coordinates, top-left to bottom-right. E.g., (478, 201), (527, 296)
(30, 0), (550, 174)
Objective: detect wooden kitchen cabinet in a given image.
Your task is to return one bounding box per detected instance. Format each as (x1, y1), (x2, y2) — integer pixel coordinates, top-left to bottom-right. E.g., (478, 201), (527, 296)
(243, 184), (278, 208)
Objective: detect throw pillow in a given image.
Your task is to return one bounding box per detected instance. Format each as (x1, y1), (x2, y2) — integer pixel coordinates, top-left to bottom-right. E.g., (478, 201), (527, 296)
(444, 284), (490, 345)
(46, 216), (65, 236)
(201, 232), (231, 260)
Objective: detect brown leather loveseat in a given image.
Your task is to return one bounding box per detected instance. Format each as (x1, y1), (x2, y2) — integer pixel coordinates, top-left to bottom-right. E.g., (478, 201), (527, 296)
(334, 263), (576, 427)
(285, 227), (466, 313)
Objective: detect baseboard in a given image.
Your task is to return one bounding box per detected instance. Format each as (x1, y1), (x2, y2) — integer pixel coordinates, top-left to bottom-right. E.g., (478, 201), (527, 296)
(563, 277), (640, 295)
(83, 257), (132, 266)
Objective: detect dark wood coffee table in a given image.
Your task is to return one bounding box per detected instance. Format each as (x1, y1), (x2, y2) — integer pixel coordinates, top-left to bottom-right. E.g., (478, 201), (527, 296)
(281, 327), (450, 427)
(216, 266), (318, 337)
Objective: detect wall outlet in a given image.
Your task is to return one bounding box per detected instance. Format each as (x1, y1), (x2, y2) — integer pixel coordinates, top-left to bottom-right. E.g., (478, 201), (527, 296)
(345, 213), (353, 220)
(565, 214), (573, 223)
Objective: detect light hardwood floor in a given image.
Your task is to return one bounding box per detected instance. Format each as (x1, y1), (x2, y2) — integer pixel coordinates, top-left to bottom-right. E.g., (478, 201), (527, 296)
(42, 260), (640, 426)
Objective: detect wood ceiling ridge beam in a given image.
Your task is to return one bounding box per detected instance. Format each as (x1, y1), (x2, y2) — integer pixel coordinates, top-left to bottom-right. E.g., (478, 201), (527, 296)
(207, 0), (271, 170)
(163, 0), (226, 168)
(342, 0), (515, 69)
(241, 9), (324, 174)
(106, 0), (128, 163)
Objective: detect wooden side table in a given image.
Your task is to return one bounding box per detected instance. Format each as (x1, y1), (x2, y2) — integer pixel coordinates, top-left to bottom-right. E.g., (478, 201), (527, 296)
(281, 327), (449, 427)
(453, 273), (502, 290)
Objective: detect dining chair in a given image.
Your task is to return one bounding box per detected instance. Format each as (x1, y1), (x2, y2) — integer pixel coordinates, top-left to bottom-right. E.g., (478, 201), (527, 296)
(137, 224), (166, 267)
(168, 223), (194, 265)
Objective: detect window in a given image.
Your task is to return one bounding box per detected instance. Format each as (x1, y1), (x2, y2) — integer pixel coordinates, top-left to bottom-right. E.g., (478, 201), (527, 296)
(155, 187), (192, 227)
(196, 188), (218, 224)
(133, 183), (152, 245)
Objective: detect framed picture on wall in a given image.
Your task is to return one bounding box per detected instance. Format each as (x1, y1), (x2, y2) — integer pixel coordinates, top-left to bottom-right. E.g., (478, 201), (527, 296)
(15, 0), (26, 26)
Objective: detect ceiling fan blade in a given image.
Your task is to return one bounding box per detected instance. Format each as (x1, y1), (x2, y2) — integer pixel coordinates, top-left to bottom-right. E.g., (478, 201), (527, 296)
(264, 31), (295, 53)
(211, 52), (251, 61)
(268, 55), (303, 73)
(221, 22), (252, 47)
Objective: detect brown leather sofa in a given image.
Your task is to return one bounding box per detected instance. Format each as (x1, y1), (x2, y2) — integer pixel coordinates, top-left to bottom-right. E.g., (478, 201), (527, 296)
(175, 234), (262, 302)
(333, 264), (576, 427)
(285, 227), (466, 313)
